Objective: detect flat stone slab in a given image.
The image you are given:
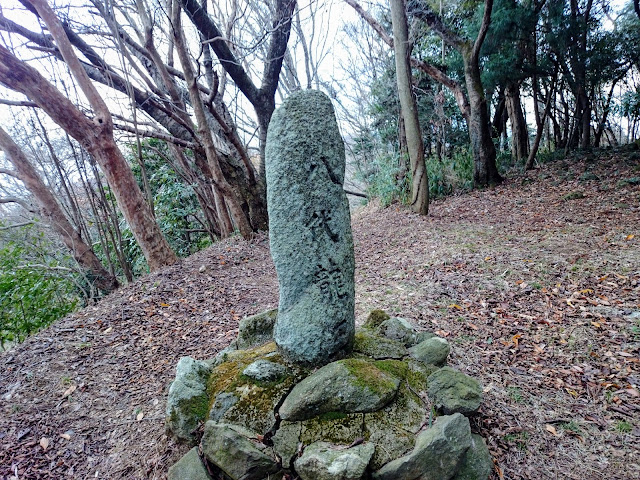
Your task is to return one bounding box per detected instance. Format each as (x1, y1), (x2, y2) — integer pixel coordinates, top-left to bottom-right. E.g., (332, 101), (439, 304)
(266, 89), (355, 366)
(279, 358), (401, 421)
(295, 441), (375, 480)
(201, 422), (280, 480)
(427, 367), (483, 415)
(373, 413), (471, 480)
(168, 447), (212, 480)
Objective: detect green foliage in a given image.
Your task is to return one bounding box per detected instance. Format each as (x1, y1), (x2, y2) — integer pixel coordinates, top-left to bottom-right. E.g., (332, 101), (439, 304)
(0, 226), (78, 350)
(358, 149), (409, 207)
(118, 139), (213, 276)
(426, 148), (474, 198)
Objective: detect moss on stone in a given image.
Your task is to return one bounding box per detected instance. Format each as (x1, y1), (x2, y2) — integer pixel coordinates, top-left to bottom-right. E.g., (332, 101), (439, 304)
(300, 412), (365, 445)
(341, 358), (399, 396)
(353, 329), (407, 359)
(374, 359), (409, 379)
(363, 309), (391, 329)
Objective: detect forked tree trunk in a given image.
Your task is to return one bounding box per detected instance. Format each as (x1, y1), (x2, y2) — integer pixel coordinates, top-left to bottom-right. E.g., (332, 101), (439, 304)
(172, 2), (253, 238)
(0, 126), (119, 292)
(0, 46), (177, 270)
(463, 50), (503, 187)
(0, 0), (177, 271)
(505, 81), (529, 163)
(390, 0), (429, 214)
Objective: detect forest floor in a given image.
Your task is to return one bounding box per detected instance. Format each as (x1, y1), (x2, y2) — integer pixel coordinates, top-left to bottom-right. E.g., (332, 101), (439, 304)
(1, 147), (639, 480)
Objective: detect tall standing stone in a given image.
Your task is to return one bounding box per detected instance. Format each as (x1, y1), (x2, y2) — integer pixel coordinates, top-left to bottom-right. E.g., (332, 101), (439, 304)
(266, 89), (355, 366)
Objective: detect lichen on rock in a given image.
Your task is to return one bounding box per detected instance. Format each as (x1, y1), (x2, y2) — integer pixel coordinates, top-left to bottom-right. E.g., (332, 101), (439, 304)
(279, 358), (401, 421)
(427, 367), (483, 415)
(165, 356), (212, 443)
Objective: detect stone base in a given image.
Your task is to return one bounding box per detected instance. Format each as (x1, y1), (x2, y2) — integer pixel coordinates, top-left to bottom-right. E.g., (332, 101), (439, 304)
(166, 309), (491, 480)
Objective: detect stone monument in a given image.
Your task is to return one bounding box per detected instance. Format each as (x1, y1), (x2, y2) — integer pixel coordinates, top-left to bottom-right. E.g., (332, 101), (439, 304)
(165, 90), (492, 480)
(265, 89), (355, 366)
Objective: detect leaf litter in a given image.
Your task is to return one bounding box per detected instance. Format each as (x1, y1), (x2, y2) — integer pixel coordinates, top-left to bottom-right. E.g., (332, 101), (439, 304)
(0, 149), (638, 479)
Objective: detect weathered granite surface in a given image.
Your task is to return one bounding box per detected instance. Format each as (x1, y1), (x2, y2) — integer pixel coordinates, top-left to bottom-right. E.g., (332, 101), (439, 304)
(266, 89), (355, 366)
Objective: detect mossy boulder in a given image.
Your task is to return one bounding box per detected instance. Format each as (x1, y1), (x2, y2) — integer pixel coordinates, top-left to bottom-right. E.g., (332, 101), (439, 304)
(207, 342), (305, 434)
(165, 356), (212, 443)
(453, 434), (493, 480)
(168, 447), (212, 480)
(201, 422), (280, 480)
(362, 309), (391, 329)
(353, 329), (407, 359)
(279, 358), (401, 421)
(377, 317), (419, 346)
(236, 309), (278, 349)
(409, 337), (451, 367)
(372, 413), (472, 480)
(294, 441), (376, 480)
(427, 367), (483, 415)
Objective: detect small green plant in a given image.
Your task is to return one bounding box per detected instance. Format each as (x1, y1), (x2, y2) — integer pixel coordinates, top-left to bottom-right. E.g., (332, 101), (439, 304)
(631, 320), (640, 340)
(614, 421), (632, 433)
(507, 386), (525, 403)
(425, 147), (473, 198)
(559, 420), (582, 434)
(504, 431), (529, 451)
(562, 191), (585, 201)
(616, 177), (640, 188)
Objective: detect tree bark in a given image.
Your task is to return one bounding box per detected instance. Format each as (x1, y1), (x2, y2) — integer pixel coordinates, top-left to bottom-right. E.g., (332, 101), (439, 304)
(409, 0), (502, 187)
(505, 81), (529, 163)
(0, 126), (119, 292)
(390, 0), (428, 214)
(179, 0), (296, 176)
(0, 2), (177, 271)
(172, 2), (253, 238)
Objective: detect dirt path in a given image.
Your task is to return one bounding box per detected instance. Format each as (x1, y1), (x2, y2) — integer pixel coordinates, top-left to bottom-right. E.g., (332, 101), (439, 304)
(1, 149), (639, 479)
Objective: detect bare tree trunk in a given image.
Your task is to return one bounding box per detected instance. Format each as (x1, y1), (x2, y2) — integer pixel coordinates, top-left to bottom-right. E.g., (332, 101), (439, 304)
(0, 1), (177, 271)
(409, 0), (502, 187)
(172, 1), (252, 238)
(505, 81), (529, 163)
(0, 126), (119, 292)
(390, 0), (428, 214)
(526, 75), (556, 170)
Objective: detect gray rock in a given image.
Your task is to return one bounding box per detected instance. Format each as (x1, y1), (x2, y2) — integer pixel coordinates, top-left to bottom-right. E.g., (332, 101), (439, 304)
(453, 434), (493, 480)
(168, 447), (212, 480)
(364, 380), (428, 470)
(242, 359), (287, 382)
(409, 337), (450, 367)
(237, 309), (278, 349)
(295, 441), (376, 480)
(378, 318), (417, 346)
(166, 357), (212, 442)
(279, 358), (401, 421)
(372, 413), (471, 480)
(427, 367), (483, 415)
(415, 330), (436, 343)
(201, 422), (280, 480)
(209, 392), (238, 423)
(353, 329), (407, 360)
(362, 310), (391, 329)
(266, 89), (355, 366)
(211, 343), (238, 367)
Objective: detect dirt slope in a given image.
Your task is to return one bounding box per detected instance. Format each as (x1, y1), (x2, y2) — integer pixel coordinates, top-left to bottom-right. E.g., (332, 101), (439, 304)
(1, 149), (639, 480)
